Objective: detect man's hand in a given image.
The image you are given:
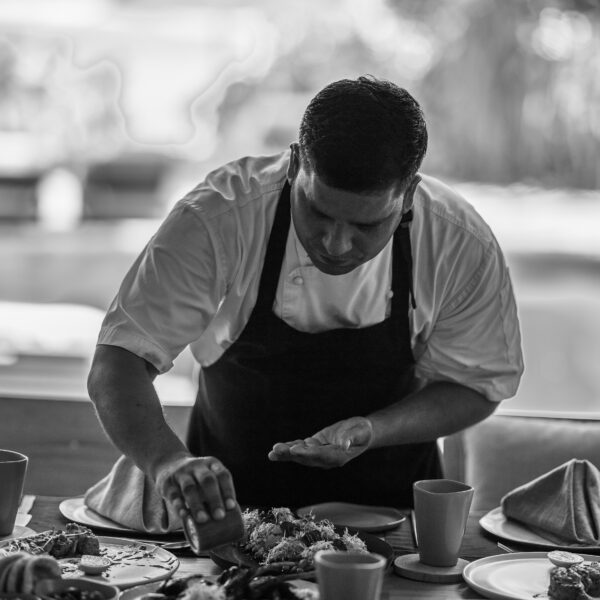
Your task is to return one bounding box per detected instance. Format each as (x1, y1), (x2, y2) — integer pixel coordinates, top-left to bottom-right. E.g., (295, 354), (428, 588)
(268, 416), (373, 469)
(153, 453), (238, 524)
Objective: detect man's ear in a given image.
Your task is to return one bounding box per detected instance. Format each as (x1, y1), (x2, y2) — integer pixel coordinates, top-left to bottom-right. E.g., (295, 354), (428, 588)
(402, 174), (421, 213)
(287, 143), (301, 183)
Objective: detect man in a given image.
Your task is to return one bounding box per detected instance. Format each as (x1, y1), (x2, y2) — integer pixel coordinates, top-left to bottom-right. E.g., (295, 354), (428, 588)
(87, 76), (523, 529)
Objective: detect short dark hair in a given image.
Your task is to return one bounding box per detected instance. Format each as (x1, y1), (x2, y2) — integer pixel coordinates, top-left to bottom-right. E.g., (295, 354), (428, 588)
(298, 75), (428, 193)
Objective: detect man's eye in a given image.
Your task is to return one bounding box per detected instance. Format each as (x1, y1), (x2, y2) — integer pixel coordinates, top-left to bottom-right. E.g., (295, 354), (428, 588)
(356, 222), (380, 232)
(313, 209), (331, 221)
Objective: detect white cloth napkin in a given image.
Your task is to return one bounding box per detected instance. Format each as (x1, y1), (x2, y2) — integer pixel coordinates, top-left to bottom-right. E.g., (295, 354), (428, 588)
(84, 456), (182, 534)
(501, 458), (600, 545)
(15, 495), (35, 527)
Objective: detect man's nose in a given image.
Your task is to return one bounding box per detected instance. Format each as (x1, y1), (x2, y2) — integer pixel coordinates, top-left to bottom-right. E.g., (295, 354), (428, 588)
(322, 222), (352, 257)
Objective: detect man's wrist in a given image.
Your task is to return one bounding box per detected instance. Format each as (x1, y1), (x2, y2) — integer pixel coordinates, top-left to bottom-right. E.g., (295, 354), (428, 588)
(146, 446), (191, 484)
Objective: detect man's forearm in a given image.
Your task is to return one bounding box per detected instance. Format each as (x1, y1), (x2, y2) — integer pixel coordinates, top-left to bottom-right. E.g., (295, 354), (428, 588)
(368, 381), (497, 448)
(87, 345), (190, 481)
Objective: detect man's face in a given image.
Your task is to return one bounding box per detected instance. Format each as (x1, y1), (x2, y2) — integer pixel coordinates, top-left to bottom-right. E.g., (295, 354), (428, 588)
(288, 148), (406, 276)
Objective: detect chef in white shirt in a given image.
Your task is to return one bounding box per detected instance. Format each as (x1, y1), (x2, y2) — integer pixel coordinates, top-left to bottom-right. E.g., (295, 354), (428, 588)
(88, 76), (523, 527)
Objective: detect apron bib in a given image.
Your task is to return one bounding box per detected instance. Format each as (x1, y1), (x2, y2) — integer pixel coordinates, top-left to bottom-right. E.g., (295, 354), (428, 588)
(187, 182), (440, 508)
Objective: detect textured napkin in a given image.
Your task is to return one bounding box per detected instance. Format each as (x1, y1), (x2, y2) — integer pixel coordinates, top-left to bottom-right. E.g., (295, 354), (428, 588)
(84, 455), (182, 533)
(501, 458), (600, 545)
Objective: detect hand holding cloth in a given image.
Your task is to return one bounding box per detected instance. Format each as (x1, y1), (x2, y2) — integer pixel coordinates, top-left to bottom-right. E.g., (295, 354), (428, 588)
(501, 458), (600, 545)
(84, 455), (182, 534)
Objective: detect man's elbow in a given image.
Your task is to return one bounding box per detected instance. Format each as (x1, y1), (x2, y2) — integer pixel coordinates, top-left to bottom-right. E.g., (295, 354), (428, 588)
(87, 346), (111, 408)
(87, 344), (130, 407)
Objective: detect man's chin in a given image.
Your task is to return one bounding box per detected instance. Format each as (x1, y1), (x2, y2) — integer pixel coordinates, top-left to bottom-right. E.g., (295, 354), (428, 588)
(312, 257), (360, 275)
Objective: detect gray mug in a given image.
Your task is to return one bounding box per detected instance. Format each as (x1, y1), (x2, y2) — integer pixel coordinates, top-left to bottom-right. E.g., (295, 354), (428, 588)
(0, 449), (28, 536)
(413, 478), (474, 567)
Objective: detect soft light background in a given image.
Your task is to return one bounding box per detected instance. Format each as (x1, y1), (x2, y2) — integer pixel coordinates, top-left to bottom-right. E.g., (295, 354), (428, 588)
(0, 0), (599, 492)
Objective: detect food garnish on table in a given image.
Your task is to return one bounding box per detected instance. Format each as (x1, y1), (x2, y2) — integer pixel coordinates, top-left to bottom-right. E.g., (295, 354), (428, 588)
(548, 559), (600, 599)
(122, 506), (365, 600)
(237, 507), (368, 575)
(500, 459), (600, 546)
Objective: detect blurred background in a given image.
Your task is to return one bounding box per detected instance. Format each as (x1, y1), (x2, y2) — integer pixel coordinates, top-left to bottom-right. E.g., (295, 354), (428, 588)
(1, 0), (599, 493)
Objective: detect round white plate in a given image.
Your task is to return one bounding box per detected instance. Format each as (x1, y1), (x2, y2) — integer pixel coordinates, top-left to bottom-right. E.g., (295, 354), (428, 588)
(60, 497), (136, 533)
(480, 507), (600, 552)
(0, 534), (179, 590)
(297, 502), (406, 533)
(463, 552), (600, 600)
(59, 497), (183, 535)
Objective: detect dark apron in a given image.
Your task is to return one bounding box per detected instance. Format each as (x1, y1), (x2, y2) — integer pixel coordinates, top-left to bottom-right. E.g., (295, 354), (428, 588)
(187, 182), (440, 508)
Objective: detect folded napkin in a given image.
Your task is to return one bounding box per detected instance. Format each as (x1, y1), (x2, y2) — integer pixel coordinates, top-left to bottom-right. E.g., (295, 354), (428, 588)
(84, 456), (182, 534)
(501, 458), (600, 545)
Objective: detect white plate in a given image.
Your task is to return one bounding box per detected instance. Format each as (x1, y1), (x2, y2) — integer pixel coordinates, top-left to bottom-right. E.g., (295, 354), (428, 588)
(59, 497), (183, 535)
(0, 534), (179, 590)
(60, 497), (137, 533)
(463, 552), (600, 600)
(480, 507), (600, 552)
(297, 502), (405, 532)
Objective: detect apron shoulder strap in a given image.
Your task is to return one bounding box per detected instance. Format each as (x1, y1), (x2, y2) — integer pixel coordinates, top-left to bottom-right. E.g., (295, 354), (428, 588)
(252, 181), (291, 320)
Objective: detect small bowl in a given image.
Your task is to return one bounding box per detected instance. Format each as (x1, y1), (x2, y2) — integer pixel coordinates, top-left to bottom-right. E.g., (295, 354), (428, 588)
(35, 578), (119, 600)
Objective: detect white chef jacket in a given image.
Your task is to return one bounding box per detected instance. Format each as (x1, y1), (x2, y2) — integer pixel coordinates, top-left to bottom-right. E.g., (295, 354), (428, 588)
(98, 151), (523, 402)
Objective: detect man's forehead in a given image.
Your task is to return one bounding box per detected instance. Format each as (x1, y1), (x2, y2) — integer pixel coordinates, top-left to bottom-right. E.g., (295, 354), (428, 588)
(301, 168), (404, 219)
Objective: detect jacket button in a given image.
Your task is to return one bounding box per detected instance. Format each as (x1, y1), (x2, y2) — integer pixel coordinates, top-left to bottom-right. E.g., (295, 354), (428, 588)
(293, 276), (304, 285)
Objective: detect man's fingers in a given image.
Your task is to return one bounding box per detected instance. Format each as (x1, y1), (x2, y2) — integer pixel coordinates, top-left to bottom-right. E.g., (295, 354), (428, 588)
(177, 472), (209, 523)
(193, 467), (225, 520)
(269, 440), (304, 457)
(162, 480), (188, 519)
(210, 461), (238, 511)
(303, 437), (321, 447)
(162, 457), (237, 523)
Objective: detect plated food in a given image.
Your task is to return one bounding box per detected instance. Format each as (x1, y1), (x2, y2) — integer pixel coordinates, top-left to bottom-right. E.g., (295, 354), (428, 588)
(463, 552), (600, 600)
(238, 507), (369, 575)
(2, 523), (101, 559)
(0, 525), (179, 590)
(549, 561), (600, 599)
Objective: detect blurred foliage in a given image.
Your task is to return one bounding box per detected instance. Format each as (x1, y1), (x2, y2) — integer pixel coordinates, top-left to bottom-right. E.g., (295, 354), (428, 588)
(0, 35), (125, 170)
(388, 0), (600, 188)
(215, 0), (600, 189)
(0, 0), (598, 190)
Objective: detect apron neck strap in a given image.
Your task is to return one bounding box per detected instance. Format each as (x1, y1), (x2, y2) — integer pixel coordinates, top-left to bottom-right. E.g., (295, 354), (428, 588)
(255, 181), (417, 320)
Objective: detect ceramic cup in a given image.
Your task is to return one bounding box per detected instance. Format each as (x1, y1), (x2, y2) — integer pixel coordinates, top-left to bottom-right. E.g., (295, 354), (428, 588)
(0, 449), (28, 536)
(413, 478), (474, 567)
(315, 550), (387, 600)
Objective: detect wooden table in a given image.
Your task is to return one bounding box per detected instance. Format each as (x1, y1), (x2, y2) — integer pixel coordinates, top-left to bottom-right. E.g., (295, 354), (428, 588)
(28, 496), (506, 599)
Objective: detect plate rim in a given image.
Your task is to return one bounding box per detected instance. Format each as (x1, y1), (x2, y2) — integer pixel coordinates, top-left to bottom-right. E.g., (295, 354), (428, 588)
(59, 497), (134, 533)
(463, 551), (600, 600)
(59, 497), (183, 536)
(296, 502), (406, 533)
(480, 506), (600, 552)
